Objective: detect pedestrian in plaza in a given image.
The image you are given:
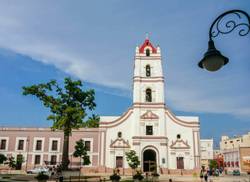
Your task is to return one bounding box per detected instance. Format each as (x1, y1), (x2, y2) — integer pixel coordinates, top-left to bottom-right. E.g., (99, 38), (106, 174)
(50, 166), (55, 179)
(59, 175), (64, 182)
(200, 169), (204, 181)
(215, 168), (219, 176)
(145, 172), (149, 180)
(204, 170), (208, 182)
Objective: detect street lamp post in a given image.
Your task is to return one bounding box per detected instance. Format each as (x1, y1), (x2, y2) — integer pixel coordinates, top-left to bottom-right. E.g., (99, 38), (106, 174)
(198, 9), (250, 72)
(25, 136), (30, 171)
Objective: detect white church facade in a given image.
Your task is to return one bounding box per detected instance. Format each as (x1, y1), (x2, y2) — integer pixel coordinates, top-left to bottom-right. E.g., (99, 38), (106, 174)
(0, 38), (200, 174)
(99, 38), (201, 173)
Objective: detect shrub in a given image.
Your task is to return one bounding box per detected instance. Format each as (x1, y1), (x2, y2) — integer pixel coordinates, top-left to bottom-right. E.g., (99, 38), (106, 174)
(35, 172), (49, 180)
(152, 172), (160, 177)
(110, 173), (121, 181)
(133, 170), (144, 180)
(110, 169), (121, 181)
(0, 154), (7, 164)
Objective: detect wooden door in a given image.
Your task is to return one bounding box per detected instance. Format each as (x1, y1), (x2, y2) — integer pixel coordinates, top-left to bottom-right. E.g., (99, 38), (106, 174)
(116, 156), (123, 168)
(177, 157), (184, 169)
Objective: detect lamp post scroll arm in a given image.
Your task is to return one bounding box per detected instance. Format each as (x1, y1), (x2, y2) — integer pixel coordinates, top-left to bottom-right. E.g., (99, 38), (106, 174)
(209, 9), (250, 40)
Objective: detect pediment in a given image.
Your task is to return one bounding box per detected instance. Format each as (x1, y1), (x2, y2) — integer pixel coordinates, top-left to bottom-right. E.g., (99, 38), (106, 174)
(110, 138), (130, 148)
(140, 110), (159, 120)
(170, 139), (190, 149)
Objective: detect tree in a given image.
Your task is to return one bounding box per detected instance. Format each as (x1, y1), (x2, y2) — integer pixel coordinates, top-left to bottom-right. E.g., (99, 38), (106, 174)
(125, 150), (140, 174)
(209, 159), (218, 170)
(8, 156), (16, 169)
(0, 154), (7, 164)
(23, 77), (99, 170)
(5, 156), (24, 170)
(84, 114), (100, 128)
(73, 139), (91, 166)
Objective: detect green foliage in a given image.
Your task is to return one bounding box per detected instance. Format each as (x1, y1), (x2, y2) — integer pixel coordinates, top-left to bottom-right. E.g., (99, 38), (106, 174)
(35, 171), (49, 180)
(133, 170), (144, 180)
(73, 139), (91, 166)
(16, 155), (24, 164)
(125, 150), (140, 170)
(109, 173), (121, 181)
(5, 156), (24, 169)
(22, 77), (99, 135)
(151, 171), (160, 177)
(7, 157), (16, 169)
(110, 169), (121, 181)
(84, 114), (100, 128)
(22, 77), (99, 169)
(0, 154), (7, 164)
(209, 159), (218, 169)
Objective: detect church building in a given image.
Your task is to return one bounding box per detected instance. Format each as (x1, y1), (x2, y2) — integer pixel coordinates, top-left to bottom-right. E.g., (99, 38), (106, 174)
(0, 38), (201, 174)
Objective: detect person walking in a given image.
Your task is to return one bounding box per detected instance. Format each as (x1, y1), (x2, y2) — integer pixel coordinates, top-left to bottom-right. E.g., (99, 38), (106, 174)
(200, 169), (204, 182)
(204, 170), (208, 182)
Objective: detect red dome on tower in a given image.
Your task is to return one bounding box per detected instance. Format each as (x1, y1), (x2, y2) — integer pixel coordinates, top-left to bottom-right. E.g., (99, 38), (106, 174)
(139, 38), (157, 53)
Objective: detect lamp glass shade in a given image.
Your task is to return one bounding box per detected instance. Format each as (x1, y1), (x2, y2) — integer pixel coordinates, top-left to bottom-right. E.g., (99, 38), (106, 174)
(198, 40), (229, 72)
(202, 54), (227, 72)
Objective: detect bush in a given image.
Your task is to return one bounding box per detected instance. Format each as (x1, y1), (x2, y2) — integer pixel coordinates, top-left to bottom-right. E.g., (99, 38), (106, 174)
(209, 160), (218, 170)
(0, 154), (7, 164)
(110, 169), (121, 181)
(110, 173), (121, 181)
(152, 172), (160, 177)
(133, 170), (144, 180)
(35, 172), (49, 180)
(7, 156), (16, 169)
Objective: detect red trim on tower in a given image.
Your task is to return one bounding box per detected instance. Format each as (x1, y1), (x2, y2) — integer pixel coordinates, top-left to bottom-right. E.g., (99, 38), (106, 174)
(139, 39), (157, 53)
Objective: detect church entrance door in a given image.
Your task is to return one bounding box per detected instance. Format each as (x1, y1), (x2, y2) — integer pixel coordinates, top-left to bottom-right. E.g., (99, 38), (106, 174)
(143, 149), (157, 172)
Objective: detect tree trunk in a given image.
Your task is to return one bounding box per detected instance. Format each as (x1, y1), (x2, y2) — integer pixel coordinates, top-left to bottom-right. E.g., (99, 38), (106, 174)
(62, 133), (70, 170)
(79, 157), (81, 178)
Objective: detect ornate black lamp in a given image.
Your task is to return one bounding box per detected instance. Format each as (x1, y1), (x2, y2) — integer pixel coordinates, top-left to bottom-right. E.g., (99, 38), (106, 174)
(198, 10), (250, 72)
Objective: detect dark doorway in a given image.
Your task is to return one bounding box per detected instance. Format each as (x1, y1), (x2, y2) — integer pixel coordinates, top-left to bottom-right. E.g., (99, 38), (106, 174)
(176, 157), (184, 169)
(143, 149), (157, 172)
(16, 154), (23, 170)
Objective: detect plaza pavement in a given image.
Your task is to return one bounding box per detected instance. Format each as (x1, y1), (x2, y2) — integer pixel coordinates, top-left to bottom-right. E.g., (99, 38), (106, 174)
(157, 175), (250, 182)
(0, 174), (249, 182)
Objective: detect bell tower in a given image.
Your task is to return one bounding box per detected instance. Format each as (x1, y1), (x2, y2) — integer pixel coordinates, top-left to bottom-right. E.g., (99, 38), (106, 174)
(133, 37), (165, 106)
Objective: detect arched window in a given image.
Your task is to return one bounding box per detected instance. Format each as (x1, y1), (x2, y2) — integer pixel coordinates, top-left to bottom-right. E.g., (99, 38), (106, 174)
(177, 134), (181, 139)
(118, 132), (122, 138)
(146, 65), (151, 77)
(145, 88), (152, 102)
(146, 49), (150, 56)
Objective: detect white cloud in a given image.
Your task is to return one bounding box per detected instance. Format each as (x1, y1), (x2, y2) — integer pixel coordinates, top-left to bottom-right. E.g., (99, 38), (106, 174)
(0, 1), (249, 119)
(0, 1), (132, 90)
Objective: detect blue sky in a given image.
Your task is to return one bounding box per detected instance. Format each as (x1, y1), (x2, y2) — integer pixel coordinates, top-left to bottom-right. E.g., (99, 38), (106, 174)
(0, 1), (249, 146)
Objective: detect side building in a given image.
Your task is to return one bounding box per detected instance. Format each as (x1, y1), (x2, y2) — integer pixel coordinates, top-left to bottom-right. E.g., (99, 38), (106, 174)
(220, 132), (250, 174)
(0, 128), (102, 171)
(200, 139), (213, 169)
